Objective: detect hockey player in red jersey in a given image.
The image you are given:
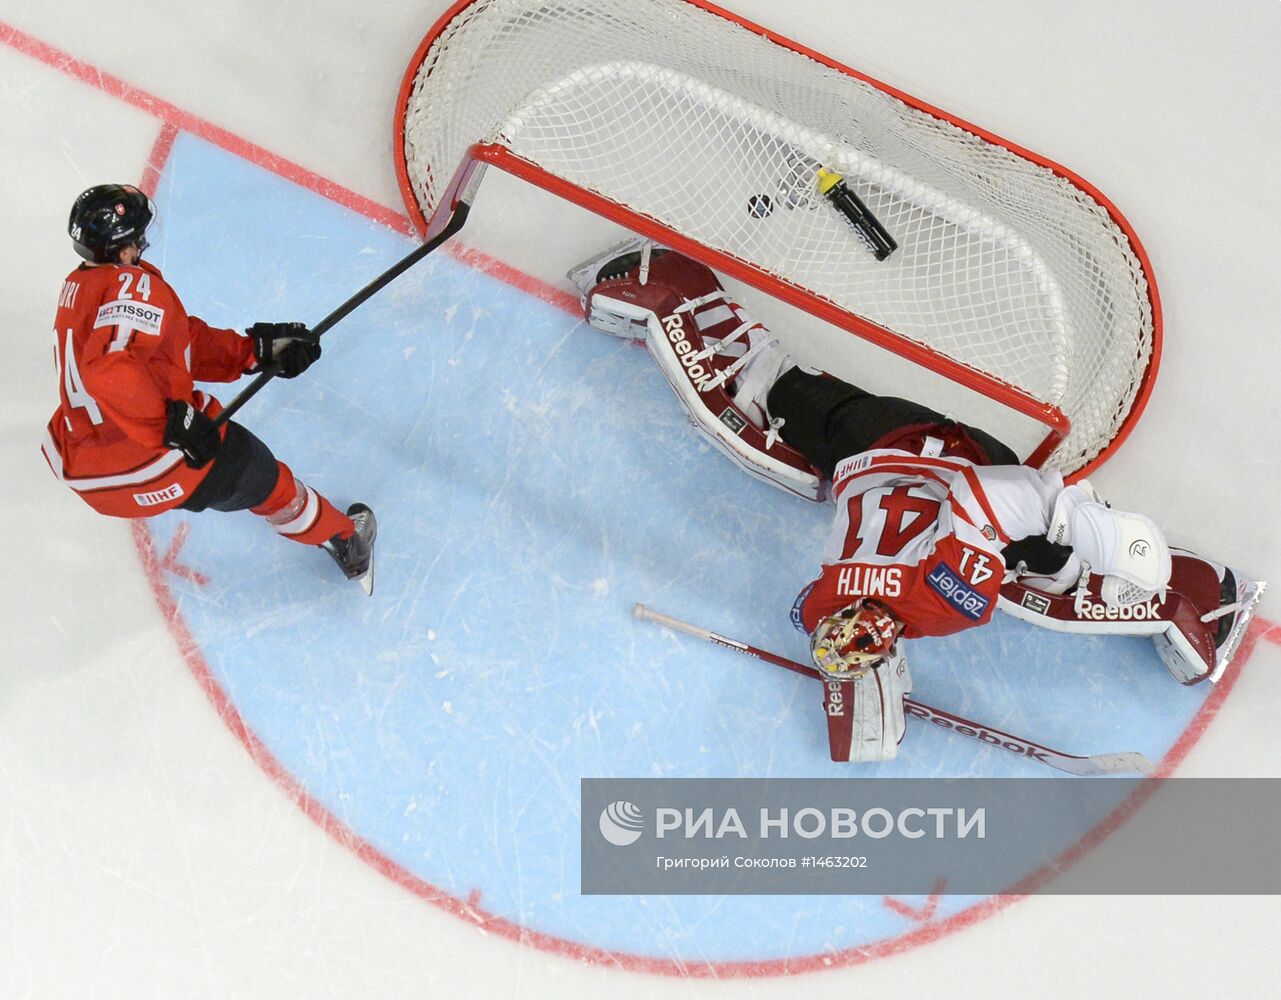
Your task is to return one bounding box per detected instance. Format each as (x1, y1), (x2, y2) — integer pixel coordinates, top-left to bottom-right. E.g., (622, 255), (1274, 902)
(572, 240), (1264, 762)
(43, 184), (376, 593)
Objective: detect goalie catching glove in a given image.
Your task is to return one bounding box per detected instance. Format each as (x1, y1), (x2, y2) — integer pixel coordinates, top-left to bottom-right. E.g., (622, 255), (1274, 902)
(1009, 480), (1173, 606)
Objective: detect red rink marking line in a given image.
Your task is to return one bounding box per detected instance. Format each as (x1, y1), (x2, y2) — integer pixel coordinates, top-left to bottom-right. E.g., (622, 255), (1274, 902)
(139, 121), (179, 201)
(9, 17), (1275, 979)
(132, 507), (1281, 978)
(446, 242), (581, 315)
(158, 523), (208, 588)
(0, 20), (409, 234)
(883, 878), (946, 923)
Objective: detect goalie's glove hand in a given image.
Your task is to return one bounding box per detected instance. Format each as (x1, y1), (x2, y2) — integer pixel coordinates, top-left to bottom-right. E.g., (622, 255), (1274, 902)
(250, 322), (321, 379)
(164, 400), (222, 469)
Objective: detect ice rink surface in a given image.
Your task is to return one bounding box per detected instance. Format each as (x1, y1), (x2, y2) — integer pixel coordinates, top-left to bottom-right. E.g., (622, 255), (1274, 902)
(3, 1), (1281, 997)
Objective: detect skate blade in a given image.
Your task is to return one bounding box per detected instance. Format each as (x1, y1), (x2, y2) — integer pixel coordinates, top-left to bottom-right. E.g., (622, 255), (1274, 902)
(1210, 577), (1266, 682)
(356, 550), (375, 597)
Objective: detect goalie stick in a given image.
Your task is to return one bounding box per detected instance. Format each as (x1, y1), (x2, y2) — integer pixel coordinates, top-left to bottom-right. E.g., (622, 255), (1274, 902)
(633, 603), (1154, 776)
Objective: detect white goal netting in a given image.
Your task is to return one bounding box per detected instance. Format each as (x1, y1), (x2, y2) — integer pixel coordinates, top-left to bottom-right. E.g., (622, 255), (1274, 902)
(399, 0), (1157, 475)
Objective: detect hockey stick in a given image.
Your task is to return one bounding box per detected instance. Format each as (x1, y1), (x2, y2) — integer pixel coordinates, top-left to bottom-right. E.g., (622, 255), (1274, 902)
(633, 603), (1153, 776)
(213, 202), (472, 427)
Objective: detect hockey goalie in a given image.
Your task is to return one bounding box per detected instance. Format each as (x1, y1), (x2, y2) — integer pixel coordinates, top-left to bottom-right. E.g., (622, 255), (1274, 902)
(570, 241), (1265, 763)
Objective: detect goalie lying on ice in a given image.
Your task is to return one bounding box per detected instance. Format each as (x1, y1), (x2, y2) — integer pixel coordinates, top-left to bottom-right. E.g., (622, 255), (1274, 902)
(570, 240), (1265, 763)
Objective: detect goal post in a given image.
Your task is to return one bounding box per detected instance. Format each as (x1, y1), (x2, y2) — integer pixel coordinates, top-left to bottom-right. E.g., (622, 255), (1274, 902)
(395, 0), (1161, 479)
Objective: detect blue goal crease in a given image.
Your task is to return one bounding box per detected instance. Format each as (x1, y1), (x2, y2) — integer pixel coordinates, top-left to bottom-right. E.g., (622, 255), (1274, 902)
(139, 132), (1212, 961)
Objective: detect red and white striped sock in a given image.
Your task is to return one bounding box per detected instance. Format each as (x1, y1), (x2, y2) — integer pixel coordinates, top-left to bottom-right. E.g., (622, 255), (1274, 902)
(252, 462), (353, 546)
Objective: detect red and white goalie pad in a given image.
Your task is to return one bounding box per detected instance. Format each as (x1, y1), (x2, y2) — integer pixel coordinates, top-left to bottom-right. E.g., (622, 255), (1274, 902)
(1000, 550), (1265, 684)
(569, 241), (822, 500)
(822, 645), (913, 762)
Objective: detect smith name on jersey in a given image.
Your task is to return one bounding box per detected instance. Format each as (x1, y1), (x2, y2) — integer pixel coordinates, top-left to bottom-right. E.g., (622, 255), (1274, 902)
(793, 450), (1064, 638)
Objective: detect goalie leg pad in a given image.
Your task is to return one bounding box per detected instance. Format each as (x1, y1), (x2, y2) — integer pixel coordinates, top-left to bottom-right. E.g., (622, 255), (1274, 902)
(574, 245), (823, 500)
(999, 552), (1266, 685)
(823, 647), (912, 762)
(567, 236), (662, 339)
(1158, 559), (1266, 684)
(641, 304), (822, 500)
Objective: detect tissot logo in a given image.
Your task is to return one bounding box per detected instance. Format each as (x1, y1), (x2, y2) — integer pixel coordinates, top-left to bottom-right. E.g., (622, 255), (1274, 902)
(94, 299), (165, 337)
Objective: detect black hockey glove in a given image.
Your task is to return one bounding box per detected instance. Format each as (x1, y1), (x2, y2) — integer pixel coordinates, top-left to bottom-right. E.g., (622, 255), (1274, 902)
(1002, 534), (1074, 575)
(249, 322), (321, 379)
(164, 400), (222, 469)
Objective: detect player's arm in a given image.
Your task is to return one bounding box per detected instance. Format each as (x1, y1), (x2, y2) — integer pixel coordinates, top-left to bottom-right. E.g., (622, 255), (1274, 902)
(1000, 480), (1170, 602)
(186, 314), (320, 383)
(185, 315), (256, 381)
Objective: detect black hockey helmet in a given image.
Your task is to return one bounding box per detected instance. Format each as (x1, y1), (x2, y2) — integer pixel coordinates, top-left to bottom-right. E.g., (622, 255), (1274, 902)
(68, 184), (154, 263)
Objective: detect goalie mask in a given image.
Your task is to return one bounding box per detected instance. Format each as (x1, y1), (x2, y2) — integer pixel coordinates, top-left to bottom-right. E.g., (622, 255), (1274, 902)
(809, 600), (903, 677)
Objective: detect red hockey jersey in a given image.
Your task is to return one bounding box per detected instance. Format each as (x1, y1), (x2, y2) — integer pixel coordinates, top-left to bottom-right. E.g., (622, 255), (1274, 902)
(41, 261), (257, 517)
(794, 450), (1063, 639)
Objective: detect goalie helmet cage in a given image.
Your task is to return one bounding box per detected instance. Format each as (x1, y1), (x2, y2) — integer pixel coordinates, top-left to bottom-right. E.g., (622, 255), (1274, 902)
(395, 0), (1161, 478)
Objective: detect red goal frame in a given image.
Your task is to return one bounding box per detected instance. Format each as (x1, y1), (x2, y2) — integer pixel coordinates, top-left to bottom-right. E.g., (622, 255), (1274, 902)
(393, 0), (1162, 480)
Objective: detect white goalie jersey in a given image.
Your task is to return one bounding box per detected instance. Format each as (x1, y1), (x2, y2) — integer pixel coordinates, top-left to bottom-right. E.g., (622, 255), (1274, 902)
(794, 450), (1065, 639)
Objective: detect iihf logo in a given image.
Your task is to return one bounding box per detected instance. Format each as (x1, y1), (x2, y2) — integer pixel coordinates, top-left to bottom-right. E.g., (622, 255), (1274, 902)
(598, 800), (644, 846)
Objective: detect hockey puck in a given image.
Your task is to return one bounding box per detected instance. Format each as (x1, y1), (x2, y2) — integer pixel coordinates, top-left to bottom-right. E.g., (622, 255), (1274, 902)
(747, 194), (774, 219)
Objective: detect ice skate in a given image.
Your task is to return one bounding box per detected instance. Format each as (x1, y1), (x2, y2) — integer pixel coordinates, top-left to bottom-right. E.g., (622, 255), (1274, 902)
(322, 503), (378, 596)
(1207, 566), (1266, 682)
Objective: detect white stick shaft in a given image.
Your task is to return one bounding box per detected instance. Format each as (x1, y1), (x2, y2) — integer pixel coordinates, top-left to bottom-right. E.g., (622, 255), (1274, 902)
(633, 603), (745, 650)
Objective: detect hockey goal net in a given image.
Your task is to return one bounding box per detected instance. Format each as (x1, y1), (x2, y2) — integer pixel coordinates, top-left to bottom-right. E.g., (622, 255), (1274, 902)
(396, 0), (1160, 477)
